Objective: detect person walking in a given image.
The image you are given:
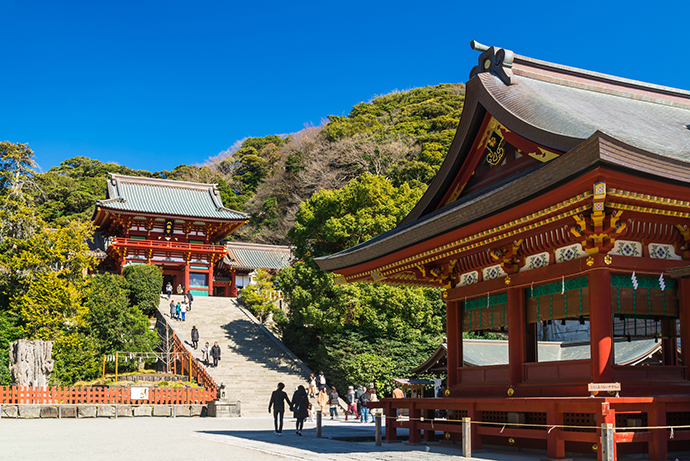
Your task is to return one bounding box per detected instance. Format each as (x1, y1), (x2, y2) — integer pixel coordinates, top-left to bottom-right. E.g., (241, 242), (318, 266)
(355, 385), (365, 418)
(369, 388), (381, 422)
(169, 299), (176, 320)
(210, 341), (221, 367)
(201, 342), (210, 366)
(186, 290), (194, 311)
(180, 299), (187, 321)
(177, 284), (183, 295)
(392, 383), (405, 419)
(317, 371), (327, 391)
(191, 326), (199, 349)
(317, 386), (328, 417)
(328, 386), (340, 419)
(166, 282), (173, 300)
(291, 385), (309, 436)
(175, 301), (181, 321)
(359, 386), (371, 423)
(268, 383), (291, 435)
(308, 373), (317, 398)
(345, 386), (358, 421)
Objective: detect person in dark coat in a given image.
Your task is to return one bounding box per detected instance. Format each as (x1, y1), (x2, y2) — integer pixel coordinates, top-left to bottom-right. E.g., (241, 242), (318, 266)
(210, 341), (221, 367)
(328, 386), (340, 419)
(268, 382), (291, 435)
(186, 290), (194, 311)
(191, 326), (199, 349)
(359, 386), (371, 423)
(291, 385), (309, 436)
(169, 300), (176, 320)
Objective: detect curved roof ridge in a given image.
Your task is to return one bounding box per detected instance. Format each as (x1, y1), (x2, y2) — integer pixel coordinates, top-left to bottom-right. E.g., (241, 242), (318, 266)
(109, 173), (219, 191)
(513, 55), (690, 110)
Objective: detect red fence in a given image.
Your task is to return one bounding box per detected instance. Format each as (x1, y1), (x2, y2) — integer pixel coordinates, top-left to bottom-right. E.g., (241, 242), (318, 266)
(169, 328), (218, 394)
(0, 385), (215, 405)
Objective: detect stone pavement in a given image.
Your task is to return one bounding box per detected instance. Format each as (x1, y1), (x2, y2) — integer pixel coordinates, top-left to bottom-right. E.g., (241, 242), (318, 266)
(0, 414), (592, 461)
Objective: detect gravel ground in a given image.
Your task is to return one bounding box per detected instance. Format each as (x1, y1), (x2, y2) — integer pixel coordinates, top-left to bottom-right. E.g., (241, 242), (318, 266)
(0, 414), (596, 461)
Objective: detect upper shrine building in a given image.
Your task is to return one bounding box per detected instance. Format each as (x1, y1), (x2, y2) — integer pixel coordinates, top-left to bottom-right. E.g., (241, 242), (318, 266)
(92, 174), (248, 297)
(316, 42), (690, 459)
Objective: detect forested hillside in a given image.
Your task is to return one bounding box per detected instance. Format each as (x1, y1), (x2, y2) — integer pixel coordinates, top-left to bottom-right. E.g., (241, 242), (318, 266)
(32, 83), (465, 244)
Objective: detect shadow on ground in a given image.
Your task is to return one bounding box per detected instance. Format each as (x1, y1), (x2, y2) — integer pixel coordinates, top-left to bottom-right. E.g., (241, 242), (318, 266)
(220, 319), (305, 375)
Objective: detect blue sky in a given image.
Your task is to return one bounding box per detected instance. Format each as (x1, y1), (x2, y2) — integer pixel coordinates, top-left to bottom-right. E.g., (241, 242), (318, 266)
(2, 1), (688, 173)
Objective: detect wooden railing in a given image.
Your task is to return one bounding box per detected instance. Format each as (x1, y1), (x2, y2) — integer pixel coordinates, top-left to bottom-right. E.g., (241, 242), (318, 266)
(170, 331), (218, 394)
(108, 237), (226, 253)
(0, 385), (215, 405)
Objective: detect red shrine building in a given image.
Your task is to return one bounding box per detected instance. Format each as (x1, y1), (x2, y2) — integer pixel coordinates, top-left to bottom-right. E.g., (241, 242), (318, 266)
(92, 174), (248, 297)
(316, 42), (690, 459)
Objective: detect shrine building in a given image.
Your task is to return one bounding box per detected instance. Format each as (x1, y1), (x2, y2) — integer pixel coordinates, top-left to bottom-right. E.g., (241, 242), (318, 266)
(315, 42), (690, 460)
(92, 174), (248, 297)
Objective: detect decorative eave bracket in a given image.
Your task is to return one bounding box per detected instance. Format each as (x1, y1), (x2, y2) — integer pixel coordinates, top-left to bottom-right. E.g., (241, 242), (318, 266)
(469, 40), (518, 86)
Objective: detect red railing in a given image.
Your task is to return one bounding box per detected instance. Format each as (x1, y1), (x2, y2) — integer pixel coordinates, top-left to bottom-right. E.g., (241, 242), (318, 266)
(170, 331), (218, 394)
(0, 385), (215, 405)
(109, 237), (226, 254)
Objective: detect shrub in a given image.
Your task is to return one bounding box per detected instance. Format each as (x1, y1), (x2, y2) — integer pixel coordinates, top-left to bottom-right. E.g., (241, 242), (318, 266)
(123, 265), (163, 316)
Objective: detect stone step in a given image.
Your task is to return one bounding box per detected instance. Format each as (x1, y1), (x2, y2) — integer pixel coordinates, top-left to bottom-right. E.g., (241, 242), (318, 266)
(158, 296), (311, 416)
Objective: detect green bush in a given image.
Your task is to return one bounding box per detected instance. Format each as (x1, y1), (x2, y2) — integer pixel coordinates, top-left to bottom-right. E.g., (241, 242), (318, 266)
(123, 265), (163, 316)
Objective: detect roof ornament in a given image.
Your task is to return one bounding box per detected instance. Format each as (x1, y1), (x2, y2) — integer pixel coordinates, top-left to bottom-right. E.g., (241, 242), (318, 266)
(469, 40), (518, 86)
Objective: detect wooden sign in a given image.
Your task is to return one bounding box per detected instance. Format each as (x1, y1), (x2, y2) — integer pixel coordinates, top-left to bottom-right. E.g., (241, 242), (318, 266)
(588, 383), (621, 392)
(130, 387), (149, 400)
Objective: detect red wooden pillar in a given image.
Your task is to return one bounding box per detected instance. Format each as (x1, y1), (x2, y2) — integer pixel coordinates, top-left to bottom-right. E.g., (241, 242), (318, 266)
(408, 402), (421, 444)
(507, 287), (525, 386)
(208, 264), (214, 296)
(648, 402), (667, 461)
(230, 271), (238, 297)
(589, 269), (613, 383)
(384, 400), (397, 442)
(597, 402), (616, 461)
(546, 403), (565, 459)
(447, 301), (460, 387)
(184, 263), (190, 293)
(468, 402), (482, 450)
(423, 408), (435, 441)
(678, 278), (690, 370)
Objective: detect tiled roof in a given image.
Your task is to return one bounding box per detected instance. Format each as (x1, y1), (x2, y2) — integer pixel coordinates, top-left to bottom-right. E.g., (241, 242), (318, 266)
(96, 174), (248, 220)
(221, 242), (291, 271)
(315, 45), (690, 272)
(481, 62), (690, 162)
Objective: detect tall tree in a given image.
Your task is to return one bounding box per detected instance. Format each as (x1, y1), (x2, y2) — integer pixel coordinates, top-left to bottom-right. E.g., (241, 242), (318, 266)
(277, 174), (444, 396)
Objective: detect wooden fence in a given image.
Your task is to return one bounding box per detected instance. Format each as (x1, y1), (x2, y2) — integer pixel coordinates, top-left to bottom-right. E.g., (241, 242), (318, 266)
(0, 385), (215, 405)
(169, 328), (218, 393)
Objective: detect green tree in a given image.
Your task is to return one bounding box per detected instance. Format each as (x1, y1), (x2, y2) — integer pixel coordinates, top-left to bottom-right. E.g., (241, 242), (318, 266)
(277, 174), (445, 396)
(240, 269), (282, 323)
(123, 264), (163, 317)
(288, 173), (424, 260)
(85, 274), (159, 354)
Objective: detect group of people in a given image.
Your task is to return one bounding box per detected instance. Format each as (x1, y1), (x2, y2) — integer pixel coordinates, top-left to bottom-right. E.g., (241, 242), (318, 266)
(305, 371), (381, 423)
(165, 282), (190, 299)
(167, 288), (194, 322)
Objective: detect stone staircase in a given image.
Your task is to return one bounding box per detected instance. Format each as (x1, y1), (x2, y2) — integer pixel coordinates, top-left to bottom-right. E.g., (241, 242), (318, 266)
(158, 296), (311, 416)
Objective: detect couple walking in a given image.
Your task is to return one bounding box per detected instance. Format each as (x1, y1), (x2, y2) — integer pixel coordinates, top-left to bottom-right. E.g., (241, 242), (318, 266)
(201, 341), (221, 367)
(268, 383), (310, 436)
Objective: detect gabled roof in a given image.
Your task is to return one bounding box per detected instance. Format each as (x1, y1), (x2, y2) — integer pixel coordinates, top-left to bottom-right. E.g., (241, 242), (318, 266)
(315, 43), (690, 275)
(221, 242), (292, 271)
(95, 174), (248, 221)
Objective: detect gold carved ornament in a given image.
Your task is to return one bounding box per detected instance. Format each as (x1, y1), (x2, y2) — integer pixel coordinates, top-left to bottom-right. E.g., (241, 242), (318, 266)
(570, 182), (626, 255)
